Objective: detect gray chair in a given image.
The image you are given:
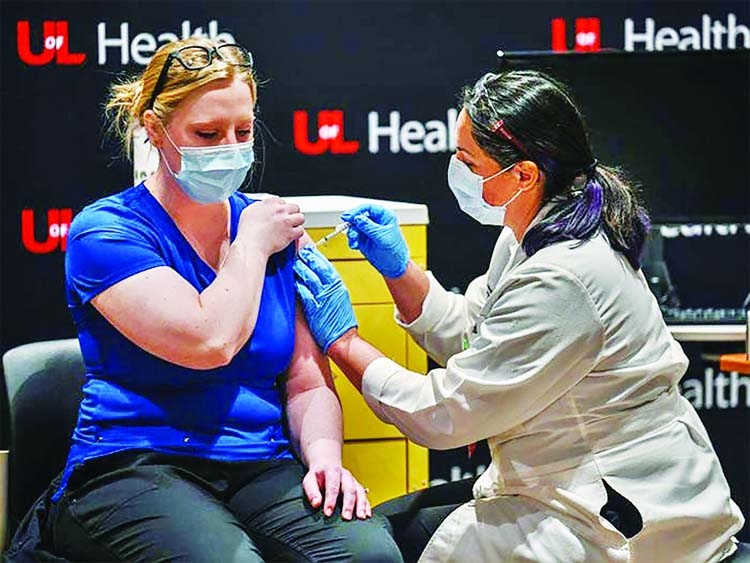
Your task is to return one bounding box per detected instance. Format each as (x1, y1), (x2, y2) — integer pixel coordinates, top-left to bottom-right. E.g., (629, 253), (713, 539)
(728, 541), (750, 563)
(1, 338), (85, 538)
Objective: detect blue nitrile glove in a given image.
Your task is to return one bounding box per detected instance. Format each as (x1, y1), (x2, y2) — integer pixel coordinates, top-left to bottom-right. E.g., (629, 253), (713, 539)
(340, 204), (409, 278)
(293, 246), (358, 353)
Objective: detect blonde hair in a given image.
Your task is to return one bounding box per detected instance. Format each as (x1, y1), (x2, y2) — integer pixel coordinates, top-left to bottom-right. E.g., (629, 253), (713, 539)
(105, 37), (257, 159)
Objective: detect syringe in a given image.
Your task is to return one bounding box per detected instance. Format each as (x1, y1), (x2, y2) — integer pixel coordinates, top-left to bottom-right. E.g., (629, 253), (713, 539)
(315, 221), (350, 248)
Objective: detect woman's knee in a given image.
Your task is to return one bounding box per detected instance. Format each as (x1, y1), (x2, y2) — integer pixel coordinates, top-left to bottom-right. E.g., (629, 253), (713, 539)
(335, 515), (403, 562)
(262, 513), (403, 562)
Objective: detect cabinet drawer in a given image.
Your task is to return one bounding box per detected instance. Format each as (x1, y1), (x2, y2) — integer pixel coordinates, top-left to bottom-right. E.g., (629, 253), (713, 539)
(406, 333), (428, 373)
(407, 441), (430, 492)
(355, 304), (407, 365)
(336, 260), (390, 305)
(333, 304), (408, 439)
(334, 257), (428, 306)
(333, 363), (403, 440)
(342, 440), (406, 506)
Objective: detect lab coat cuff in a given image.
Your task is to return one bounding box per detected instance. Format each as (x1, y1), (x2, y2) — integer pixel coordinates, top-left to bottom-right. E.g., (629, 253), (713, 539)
(362, 357), (404, 421)
(394, 271), (451, 334)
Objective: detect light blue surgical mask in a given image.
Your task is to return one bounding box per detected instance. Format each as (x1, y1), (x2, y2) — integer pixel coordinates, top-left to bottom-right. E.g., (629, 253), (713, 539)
(160, 128), (255, 204)
(447, 155), (525, 226)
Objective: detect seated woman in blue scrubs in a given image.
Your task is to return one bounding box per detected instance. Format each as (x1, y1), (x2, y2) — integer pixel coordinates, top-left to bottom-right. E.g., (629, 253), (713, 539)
(33, 37), (400, 562)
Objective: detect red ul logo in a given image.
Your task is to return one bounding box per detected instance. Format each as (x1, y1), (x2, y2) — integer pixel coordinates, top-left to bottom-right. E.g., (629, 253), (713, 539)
(21, 208), (73, 254)
(293, 110), (360, 155)
(551, 17), (601, 52)
(17, 21), (86, 66)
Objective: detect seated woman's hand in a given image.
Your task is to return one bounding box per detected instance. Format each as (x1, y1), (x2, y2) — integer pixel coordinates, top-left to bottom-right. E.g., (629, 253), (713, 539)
(238, 197), (305, 257)
(293, 246), (357, 352)
(303, 462), (372, 521)
(340, 204), (410, 278)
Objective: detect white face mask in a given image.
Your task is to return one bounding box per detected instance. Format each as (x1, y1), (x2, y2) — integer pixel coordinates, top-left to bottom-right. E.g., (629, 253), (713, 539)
(160, 126), (254, 204)
(447, 155), (526, 226)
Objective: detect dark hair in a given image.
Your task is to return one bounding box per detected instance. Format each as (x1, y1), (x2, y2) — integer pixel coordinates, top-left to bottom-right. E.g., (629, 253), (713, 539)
(462, 70), (650, 270)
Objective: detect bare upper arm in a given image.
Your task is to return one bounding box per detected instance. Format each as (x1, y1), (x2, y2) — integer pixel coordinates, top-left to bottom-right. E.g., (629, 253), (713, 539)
(286, 230), (334, 397)
(91, 265), (219, 368)
(285, 303), (338, 400)
(297, 230), (315, 251)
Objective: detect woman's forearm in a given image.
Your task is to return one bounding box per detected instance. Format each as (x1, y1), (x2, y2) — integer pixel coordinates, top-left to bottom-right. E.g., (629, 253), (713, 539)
(384, 261), (430, 324)
(327, 330), (385, 393)
(91, 241), (271, 370)
(286, 385), (344, 466)
(195, 241), (270, 362)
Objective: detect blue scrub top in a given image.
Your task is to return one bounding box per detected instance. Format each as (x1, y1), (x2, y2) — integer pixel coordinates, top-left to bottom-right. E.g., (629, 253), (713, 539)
(54, 185), (296, 501)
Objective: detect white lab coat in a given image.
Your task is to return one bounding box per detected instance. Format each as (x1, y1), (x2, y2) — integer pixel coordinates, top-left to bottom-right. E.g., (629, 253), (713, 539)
(362, 225), (744, 562)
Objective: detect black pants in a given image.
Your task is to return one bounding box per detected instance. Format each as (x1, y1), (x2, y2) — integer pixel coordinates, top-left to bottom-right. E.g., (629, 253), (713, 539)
(47, 451), (402, 562)
(374, 477), (477, 563)
(374, 476), (645, 562)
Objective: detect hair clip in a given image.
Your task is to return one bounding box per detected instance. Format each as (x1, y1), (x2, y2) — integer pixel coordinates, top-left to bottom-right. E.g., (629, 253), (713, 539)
(490, 119), (529, 156)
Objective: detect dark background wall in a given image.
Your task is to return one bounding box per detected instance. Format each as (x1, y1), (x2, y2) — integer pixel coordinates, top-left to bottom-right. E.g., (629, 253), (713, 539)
(2, 0), (748, 539)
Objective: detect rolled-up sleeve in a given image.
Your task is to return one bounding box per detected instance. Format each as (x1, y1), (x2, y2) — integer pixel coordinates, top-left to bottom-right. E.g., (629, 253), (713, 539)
(67, 219), (165, 305)
(363, 264), (604, 449)
(394, 271), (488, 366)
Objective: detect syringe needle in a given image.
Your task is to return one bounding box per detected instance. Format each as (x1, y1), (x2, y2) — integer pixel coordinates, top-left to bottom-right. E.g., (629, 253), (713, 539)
(315, 221), (350, 247)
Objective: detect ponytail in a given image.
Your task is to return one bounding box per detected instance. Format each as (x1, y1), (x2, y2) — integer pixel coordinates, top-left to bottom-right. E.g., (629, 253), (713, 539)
(104, 77), (144, 160)
(523, 164), (651, 270)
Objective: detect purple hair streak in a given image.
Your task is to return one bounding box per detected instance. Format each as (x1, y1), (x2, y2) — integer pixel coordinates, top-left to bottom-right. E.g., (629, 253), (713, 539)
(523, 171), (650, 270)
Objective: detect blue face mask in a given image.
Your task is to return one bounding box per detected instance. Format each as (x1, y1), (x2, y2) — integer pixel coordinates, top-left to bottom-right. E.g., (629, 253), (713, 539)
(160, 128), (255, 204)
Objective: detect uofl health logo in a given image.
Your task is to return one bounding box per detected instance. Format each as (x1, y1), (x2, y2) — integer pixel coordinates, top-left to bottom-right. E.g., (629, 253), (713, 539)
(551, 17), (602, 51)
(293, 110), (360, 155)
(551, 13), (748, 52)
(17, 19), (235, 67)
(17, 21), (86, 66)
(293, 109), (458, 155)
(21, 209), (73, 253)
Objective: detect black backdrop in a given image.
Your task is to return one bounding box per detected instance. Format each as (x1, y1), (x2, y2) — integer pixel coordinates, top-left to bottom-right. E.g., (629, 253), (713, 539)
(2, 0), (748, 537)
